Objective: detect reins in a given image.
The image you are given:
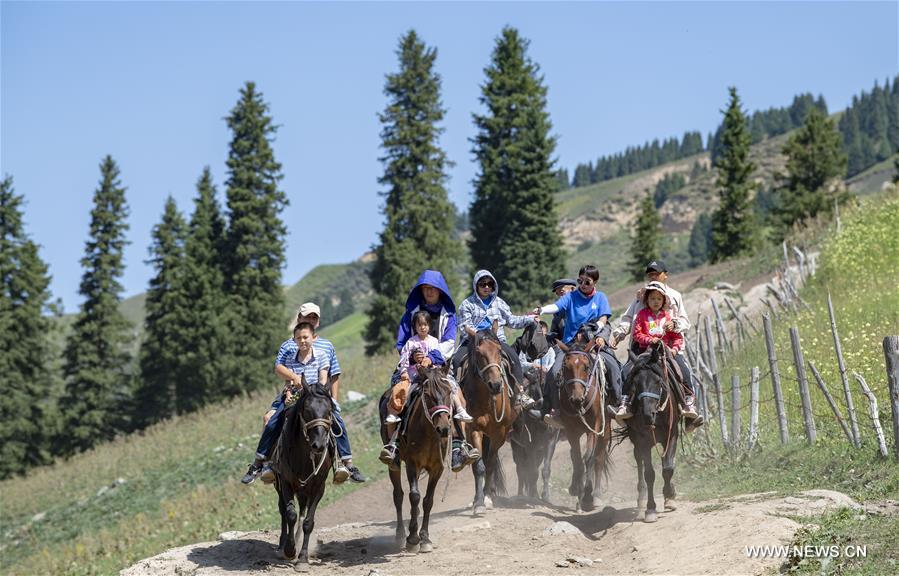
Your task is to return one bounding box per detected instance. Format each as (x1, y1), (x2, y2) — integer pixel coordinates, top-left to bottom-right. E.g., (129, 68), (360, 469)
(648, 347), (676, 459)
(295, 393), (334, 486)
(560, 350), (606, 436)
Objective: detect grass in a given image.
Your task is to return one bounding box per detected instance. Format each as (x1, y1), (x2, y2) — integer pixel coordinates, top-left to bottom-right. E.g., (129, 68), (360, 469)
(679, 188), (899, 575)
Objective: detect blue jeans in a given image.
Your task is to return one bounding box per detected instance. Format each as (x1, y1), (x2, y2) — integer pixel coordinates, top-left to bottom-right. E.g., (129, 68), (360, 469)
(332, 401), (352, 462)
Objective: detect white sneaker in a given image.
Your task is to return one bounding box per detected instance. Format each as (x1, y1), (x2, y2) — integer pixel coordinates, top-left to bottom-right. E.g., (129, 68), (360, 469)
(454, 407), (473, 422)
(385, 414), (402, 424)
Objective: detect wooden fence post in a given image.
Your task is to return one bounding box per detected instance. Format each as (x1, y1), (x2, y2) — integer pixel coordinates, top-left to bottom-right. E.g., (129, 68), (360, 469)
(704, 315), (728, 447)
(711, 298), (731, 355)
(883, 336), (899, 461)
(808, 360), (854, 445)
(748, 367), (760, 450)
(790, 326), (816, 445)
(731, 374), (741, 447)
(763, 315), (789, 443)
(854, 371), (889, 458)
(827, 292), (860, 448)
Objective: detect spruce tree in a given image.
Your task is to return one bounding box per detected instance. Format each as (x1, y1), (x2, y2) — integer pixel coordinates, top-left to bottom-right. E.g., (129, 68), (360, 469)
(629, 192), (661, 281)
(773, 107), (847, 236)
(222, 82), (288, 393)
(0, 176), (53, 477)
(59, 156), (132, 455)
(710, 88), (756, 262)
(133, 197), (188, 428)
(469, 26), (565, 308)
(365, 30), (461, 355)
(179, 168), (229, 413)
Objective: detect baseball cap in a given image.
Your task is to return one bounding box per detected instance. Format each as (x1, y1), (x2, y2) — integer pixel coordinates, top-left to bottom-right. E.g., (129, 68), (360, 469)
(298, 302), (321, 317)
(551, 278), (577, 292)
(645, 260), (668, 273)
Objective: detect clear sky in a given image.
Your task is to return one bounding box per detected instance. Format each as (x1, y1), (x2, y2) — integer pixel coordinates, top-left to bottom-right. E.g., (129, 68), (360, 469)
(2, 1), (897, 311)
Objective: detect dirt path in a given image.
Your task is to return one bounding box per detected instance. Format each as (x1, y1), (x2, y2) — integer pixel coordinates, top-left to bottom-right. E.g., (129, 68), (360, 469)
(122, 439), (859, 576)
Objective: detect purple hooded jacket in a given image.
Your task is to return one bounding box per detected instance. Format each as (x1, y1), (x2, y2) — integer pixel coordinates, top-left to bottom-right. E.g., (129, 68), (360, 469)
(395, 270), (457, 362)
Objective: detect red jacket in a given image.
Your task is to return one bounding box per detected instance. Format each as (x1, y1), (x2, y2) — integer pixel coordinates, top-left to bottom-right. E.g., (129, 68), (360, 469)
(633, 307), (683, 353)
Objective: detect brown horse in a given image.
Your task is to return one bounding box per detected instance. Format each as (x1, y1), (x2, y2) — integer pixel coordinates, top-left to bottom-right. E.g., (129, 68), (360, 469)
(461, 328), (516, 516)
(556, 338), (613, 512)
(382, 365), (454, 552)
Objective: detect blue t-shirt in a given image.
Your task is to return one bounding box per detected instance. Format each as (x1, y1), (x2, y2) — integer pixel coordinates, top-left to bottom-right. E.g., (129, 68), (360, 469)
(555, 289), (612, 344)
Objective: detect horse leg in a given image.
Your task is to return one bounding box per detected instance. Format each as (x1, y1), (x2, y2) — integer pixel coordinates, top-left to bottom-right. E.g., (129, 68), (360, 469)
(298, 485), (324, 564)
(470, 431), (487, 516)
(389, 467), (405, 545)
(566, 430), (585, 508)
(591, 425), (610, 510)
(541, 430), (559, 502)
(642, 442), (658, 523)
(418, 468), (441, 553)
(580, 433), (597, 512)
(634, 442), (647, 512)
(405, 461), (421, 550)
(662, 432), (678, 511)
(280, 482), (299, 560)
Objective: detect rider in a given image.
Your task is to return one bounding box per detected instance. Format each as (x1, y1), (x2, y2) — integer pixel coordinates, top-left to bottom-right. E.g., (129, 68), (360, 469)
(532, 265), (623, 429)
(609, 261), (700, 426)
(240, 322), (337, 485)
(617, 282), (701, 423)
(390, 270), (478, 471)
(455, 270), (538, 409)
(547, 278), (577, 347)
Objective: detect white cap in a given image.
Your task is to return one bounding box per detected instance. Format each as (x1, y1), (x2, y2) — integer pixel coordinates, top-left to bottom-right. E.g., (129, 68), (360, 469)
(298, 302), (321, 317)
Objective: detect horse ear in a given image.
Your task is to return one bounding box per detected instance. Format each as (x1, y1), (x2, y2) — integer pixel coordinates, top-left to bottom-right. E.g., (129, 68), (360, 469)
(440, 362), (451, 376)
(628, 350), (638, 363)
(491, 318), (499, 334)
(650, 343), (660, 363)
(557, 340), (569, 353)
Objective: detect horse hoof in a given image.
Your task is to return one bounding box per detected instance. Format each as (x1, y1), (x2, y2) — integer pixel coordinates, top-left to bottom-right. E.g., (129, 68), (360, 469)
(283, 548), (297, 561)
(473, 504), (487, 516)
(406, 540), (420, 553)
(664, 498), (677, 511)
(580, 498), (595, 512)
(485, 496), (494, 510)
(644, 510), (658, 523)
(419, 541), (433, 553)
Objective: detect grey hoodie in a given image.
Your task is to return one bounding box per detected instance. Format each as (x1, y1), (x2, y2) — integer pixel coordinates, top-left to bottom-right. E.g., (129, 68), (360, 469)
(458, 270), (535, 343)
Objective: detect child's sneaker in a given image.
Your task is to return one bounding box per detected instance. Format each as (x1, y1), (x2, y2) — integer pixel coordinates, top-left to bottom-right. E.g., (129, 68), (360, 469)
(542, 410), (564, 429)
(385, 413), (402, 424)
(454, 406), (473, 422)
(615, 396), (633, 422)
(379, 443), (398, 466)
(682, 396), (699, 420)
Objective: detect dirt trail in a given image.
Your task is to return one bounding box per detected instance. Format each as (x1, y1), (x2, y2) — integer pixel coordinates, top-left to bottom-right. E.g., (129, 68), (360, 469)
(122, 440), (859, 576)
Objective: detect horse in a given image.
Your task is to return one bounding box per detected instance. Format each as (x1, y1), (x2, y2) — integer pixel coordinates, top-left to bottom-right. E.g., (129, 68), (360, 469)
(379, 364), (454, 552)
(272, 379), (334, 563)
(555, 334), (613, 512)
(623, 340), (682, 523)
(461, 327), (516, 516)
(510, 365), (560, 500)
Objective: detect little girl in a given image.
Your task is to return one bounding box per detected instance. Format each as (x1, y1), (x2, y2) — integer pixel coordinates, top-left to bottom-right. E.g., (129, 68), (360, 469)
(617, 282), (697, 420)
(380, 311), (472, 465)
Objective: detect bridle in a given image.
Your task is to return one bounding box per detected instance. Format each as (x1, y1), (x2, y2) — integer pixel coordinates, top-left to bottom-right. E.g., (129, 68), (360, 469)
(294, 387), (334, 485)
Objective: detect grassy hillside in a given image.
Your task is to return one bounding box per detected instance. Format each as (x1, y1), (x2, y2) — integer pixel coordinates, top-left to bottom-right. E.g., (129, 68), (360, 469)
(680, 189), (899, 574)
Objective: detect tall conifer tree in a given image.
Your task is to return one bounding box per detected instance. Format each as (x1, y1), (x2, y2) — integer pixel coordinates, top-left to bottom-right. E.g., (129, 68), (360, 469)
(134, 197), (188, 428)
(59, 156), (132, 455)
(221, 82), (288, 393)
(773, 108), (847, 237)
(629, 192), (661, 281)
(469, 27), (564, 308)
(710, 88), (756, 262)
(180, 167), (229, 412)
(0, 176), (53, 477)
(365, 30), (461, 355)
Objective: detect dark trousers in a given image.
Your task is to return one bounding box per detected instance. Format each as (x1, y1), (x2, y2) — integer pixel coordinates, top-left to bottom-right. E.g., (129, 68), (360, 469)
(255, 394), (351, 461)
(621, 353), (695, 399)
(542, 347), (622, 413)
(453, 339), (524, 387)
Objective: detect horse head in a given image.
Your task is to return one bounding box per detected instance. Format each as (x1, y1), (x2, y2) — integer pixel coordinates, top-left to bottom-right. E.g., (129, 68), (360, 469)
(297, 378), (333, 455)
(420, 364), (453, 438)
(471, 330), (504, 395)
(561, 343), (593, 410)
(628, 343), (666, 426)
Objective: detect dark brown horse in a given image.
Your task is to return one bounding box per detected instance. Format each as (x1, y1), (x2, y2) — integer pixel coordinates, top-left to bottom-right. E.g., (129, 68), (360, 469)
(461, 328), (516, 516)
(510, 365), (560, 500)
(382, 365), (454, 552)
(272, 380), (334, 563)
(623, 341), (681, 523)
(556, 337), (613, 512)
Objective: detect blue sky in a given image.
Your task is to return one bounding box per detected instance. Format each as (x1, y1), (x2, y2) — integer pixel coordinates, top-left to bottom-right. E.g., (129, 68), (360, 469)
(2, 1), (897, 311)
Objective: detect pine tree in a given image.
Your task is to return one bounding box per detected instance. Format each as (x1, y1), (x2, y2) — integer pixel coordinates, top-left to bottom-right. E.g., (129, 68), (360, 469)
(554, 168), (570, 191)
(179, 168), (229, 413)
(59, 156), (132, 455)
(365, 31), (462, 355)
(629, 192), (661, 281)
(469, 26), (565, 308)
(710, 87), (756, 262)
(0, 176), (54, 477)
(687, 212), (713, 267)
(221, 82), (288, 393)
(773, 107), (847, 236)
(133, 197), (188, 428)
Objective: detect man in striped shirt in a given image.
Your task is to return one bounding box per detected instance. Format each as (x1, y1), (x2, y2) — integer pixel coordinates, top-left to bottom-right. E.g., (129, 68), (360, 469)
(273, 302), (366, 483)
